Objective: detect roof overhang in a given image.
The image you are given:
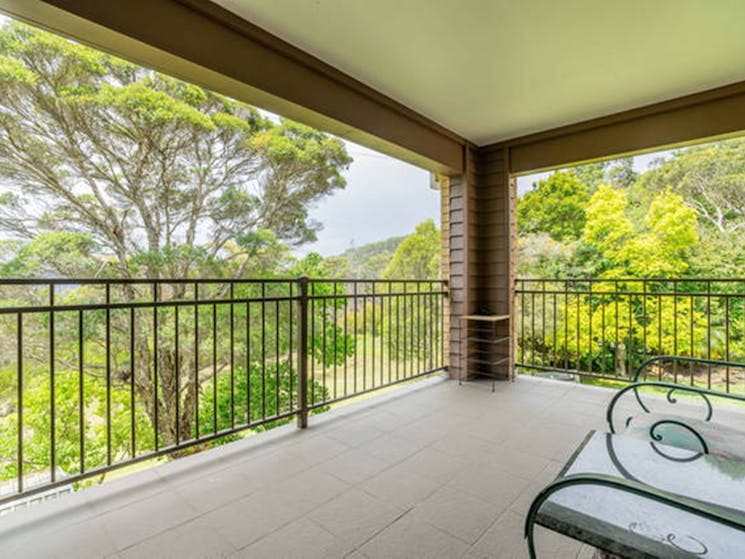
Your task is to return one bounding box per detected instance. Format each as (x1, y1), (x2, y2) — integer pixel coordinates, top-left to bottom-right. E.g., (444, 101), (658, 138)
(4, 0), (745, 175)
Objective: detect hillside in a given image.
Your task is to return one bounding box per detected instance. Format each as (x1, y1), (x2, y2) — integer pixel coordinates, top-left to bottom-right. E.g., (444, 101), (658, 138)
(336, 235), (403, 278)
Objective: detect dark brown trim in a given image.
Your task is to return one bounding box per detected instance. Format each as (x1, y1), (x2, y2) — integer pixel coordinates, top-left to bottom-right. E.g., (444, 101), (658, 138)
(6, 0), (466, 173)
(487, 80), (745, 174)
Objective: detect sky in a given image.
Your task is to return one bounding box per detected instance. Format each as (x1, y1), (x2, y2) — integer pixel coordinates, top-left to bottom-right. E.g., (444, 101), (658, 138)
(302, 142), (674, 259)
(297, 141), (439, 257)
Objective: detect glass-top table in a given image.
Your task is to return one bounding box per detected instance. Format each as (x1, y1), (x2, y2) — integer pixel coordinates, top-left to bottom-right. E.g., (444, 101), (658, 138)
(527, 430), (745, 558)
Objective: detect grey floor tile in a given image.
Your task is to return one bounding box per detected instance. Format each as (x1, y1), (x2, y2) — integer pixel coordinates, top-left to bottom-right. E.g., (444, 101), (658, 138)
(465, 510), (582, 559)
(119, 519), (235, 558)
(309, 488), (404, 547)
(319, 448), (390, 484)
(358, 514), (470, 559)
(360, 465), (440, 510)
(398, 447), (467, 484)
(1, 376), (617, 559)
(235, 518), (354, 559)
(409, 486), (502, 545)
(99, 489), (200, 551)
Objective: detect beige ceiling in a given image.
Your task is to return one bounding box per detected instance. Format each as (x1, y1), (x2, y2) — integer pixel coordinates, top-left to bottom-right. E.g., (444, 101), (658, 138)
(214, 0), (745, 146)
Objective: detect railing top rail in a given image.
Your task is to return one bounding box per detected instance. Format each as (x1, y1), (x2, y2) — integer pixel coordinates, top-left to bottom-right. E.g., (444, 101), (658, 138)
(0, 277), (447, 286)
(516, 277), (745, 283)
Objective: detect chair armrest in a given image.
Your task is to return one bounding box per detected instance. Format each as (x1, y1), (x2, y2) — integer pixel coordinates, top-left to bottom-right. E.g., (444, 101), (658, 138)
(524, 472), (745, 559)
(606, 381), (745, 435)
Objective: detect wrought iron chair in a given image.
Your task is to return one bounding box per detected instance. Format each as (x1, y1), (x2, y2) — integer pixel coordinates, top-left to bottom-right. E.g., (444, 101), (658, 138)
(525, 356), (745, 558)
(606, 356), (745, 461)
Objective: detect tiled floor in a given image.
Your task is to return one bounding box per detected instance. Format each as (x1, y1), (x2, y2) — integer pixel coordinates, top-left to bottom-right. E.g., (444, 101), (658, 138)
(0, 375), (617, 558)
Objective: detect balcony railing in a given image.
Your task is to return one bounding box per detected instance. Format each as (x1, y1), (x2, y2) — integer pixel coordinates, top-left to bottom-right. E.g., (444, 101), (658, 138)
(516, 278), (745, 391)
(0, 277), (447, 507)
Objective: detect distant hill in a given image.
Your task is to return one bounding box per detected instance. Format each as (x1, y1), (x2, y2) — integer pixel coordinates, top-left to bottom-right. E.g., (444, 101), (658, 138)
(336, 235), (404, 278)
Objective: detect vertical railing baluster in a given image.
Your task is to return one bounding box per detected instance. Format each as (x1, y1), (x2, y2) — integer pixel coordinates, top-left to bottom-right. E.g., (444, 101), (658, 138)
(343, 282), (348, 396)
(628, 288), (633, 377)
(354, 282), (358, 393)
(297, 277), (308, 428)
(246, 298), (251, 423)
(130, 307), (135, 456)
(17, 313), (23, 495)
(657, 294), (662, 382)
(175, 305), (180, 444)
(49, 284), (56, 481)
(194, 283), (200, 439)
(689, 294), (694, 386)
(707, 281), (712, 389)
(79, 310), (85, 473)
(230, 284), (235, 429)
(311, 289), (316, 407)
(564, 282), (569, 372)
(371, 282), (376, 388)
(726, 295), (731, 392)
(322, 287), (328, 397)
(153, 283), (159, 451)
(439, 282), (444, 369)
(588, 281), (592, 377)
(416, 281), (421, 378)
(381, 283), (386, 383)
(402, 283), (407, 380)
(673, 281), (678, 383)
(642, 280), (647, 374)
(106, 283), (112, 465)
(261, 283), (266, 420)
(289, 282), (294, 410)
(275, 297), (280, 415)
(362, 285), (367, 390)
(552, 287), (558, 370)
(333, 282), (338, 399)
(212, 301), (217, 432)
(396, 283), (401, 381)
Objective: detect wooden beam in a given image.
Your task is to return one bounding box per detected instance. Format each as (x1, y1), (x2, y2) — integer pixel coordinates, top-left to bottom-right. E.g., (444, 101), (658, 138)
(1, 0), (465, 173)
(499, 80), (745, 174)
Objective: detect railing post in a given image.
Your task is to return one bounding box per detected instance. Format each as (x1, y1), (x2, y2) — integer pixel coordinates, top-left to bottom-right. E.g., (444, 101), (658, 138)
(297, 276), (309, 428)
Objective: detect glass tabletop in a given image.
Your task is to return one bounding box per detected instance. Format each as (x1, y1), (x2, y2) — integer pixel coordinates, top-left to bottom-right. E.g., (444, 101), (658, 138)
(537, 431), (745, 558)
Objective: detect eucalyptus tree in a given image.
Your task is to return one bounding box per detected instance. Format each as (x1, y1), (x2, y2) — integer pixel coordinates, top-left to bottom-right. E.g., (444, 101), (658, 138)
(0, 21), (351, 463)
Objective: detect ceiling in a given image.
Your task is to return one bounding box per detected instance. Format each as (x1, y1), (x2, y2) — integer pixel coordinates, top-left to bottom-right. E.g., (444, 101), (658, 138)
(213, 0), (745, 146)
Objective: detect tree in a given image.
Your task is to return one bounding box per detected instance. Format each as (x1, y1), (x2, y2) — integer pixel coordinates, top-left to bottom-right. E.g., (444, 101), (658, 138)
(572, 157), (637, 190)
(583, 185), (698, 277)
(637, 139), (745, 236)
(382, 219), (440, 280)
(0, 22), (351, 456)
(517, 171), (589, 241)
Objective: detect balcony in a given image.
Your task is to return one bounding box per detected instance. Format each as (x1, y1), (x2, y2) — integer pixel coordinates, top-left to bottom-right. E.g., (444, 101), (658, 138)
(0, 374), (610, 558)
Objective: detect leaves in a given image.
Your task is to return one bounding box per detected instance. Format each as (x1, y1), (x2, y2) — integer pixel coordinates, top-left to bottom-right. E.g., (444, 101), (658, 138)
(382, 219), (440, 280)
(518, 171), (589, 241)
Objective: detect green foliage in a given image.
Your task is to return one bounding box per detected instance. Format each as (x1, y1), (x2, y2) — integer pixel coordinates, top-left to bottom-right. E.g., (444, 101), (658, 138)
(0, 21), (351, 279)
(198, 361), (329, 438)
(583, 185), (697, 277)
(518, 171), (589, 241)
(634, 139), (745, 237)
(0, 371), (154, 480)
(382, 219), (440, 280)
(337, 236), (403, 279)
(0, 19), (361, 488)
(2, 232), (97, 277)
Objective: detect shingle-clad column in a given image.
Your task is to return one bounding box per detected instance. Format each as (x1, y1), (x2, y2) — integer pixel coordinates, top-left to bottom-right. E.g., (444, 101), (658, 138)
(447, 146), (515, 381)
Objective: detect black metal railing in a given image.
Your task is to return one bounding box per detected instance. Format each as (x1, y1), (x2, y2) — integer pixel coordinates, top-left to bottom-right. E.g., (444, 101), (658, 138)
(0, 277), (446, 506)
(516, 278), (745, 391)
